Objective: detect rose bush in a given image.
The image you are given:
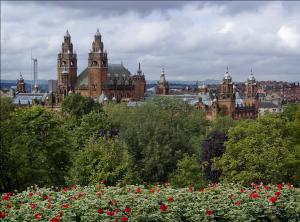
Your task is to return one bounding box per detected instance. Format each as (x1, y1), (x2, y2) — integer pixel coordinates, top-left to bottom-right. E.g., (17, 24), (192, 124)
(1, 183), (299, 221)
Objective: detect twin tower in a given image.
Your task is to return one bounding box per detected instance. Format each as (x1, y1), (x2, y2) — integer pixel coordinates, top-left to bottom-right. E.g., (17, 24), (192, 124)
(57, 29), (146, 102)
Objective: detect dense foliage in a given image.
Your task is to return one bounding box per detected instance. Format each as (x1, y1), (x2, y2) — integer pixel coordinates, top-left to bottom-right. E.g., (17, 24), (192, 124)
(1, 95), (300, 196)
(0, 105), (73, 192)
(61, 93), (101, 117)
(214, 113), (300, 185)
(1, 183), (299, 221)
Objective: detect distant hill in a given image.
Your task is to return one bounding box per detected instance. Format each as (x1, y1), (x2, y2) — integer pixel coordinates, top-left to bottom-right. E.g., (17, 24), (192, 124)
(1, 79), (221, 92)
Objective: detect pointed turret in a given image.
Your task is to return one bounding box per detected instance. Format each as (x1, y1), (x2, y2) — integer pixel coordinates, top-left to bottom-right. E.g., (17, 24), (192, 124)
(137, 63), (142, 75)
(95, 28), (101, 36)
(65, 29), (70, 37)
(248, 68), (255, 81)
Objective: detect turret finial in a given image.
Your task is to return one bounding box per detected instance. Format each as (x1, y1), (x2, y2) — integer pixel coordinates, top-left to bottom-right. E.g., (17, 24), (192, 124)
(95, 28), (101, 36)
(65, 29), (70, 37)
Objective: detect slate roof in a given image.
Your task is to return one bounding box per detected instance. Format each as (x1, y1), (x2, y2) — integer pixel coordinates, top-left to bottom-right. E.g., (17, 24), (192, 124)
(259, 102), (279, 109)
(75, 64), (132, 88)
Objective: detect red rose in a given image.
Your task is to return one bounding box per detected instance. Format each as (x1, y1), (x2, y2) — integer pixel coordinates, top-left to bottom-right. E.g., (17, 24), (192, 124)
(43, 194), (49, 200)
(249, 191), (259, 199)
(275, 191), (282, 196)
(34, 213), (42, 219)
(2, 192), (11, 201)
(167, 197), (174, 203)
(6, 204), (12, 209)
(107, 211), (115, 216)
(264, 185), (270, 190)
(206, 209), (213, 216)
(51, 217), (59, 222)
(97, 208), (104, 214)
(30, 203), (38, 209)
(160, 204), (168, 212)
(100, 180), (105, 184)
(63, 203), (70, 209)
(28, 192), (34, 197)
(124, 207), (131, 213)
(0, 212), (6, 219)
(188, 186), (193, 192)
(287, 182), (292, 189)
(135, 187), (141, 193)
(269, 196), (277, 203)
(277, 183), (283, 190)
(240, 189), (245, 193)
(234, 201), (241, 206)
(120, 216), (128, 222)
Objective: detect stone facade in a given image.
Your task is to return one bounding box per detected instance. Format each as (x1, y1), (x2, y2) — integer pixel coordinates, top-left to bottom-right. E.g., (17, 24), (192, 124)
(16, 73), (26, 93)
(57, 29), (146, 103)
(156, 68), (169, 95)
(197, 68), (258, 120)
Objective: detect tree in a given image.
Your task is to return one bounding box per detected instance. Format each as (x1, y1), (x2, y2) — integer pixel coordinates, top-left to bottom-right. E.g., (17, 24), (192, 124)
(281, 103), (300, 121)
(0, 106), (74, 192)
(115, 97), (209, 182)
(69, 138), (134, 186)
(0, 97), (15, 121)
(170, 155), (206, 189)
(213, 114), (300, 185)
(61, 93), (101, 117)
(73, 111), (116, 149)
(202, 131), (226, 183)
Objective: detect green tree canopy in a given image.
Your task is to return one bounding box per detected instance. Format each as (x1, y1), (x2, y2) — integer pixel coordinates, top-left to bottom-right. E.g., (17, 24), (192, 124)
(0, 106), (74, 192)
(213, 114), (300, 185)
(61, 93), (101, 117)
(113, 97), (209, 182)
(69, 138), (134, 186)
(170, 155), (206, 189)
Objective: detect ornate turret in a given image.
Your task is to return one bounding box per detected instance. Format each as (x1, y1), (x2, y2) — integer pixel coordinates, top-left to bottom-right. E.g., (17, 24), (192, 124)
(57, 29), (77, 102)
(16, 72), (26, 93)
(245, 69), (258, 107)
(220, 67), (234, 99)
(133, 63), (146, 100)
(156, 68), (169, 95)
(87, 29), (108, 99)
(218, 67), (235, 117)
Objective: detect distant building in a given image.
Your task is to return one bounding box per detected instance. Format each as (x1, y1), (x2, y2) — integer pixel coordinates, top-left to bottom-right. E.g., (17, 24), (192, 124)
(16, 73), (26, 93)
(48, 80), (57, 93)
(13, 93), (47, 106)
(56, 29), (146, 103)
(196, 68), (258, 120)
(156, 68), (169, 95)
(258, 102), (282, 116)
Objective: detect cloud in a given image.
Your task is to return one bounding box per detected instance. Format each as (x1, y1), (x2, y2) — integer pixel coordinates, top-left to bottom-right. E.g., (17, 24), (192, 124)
(277, 26), (300, 48)
(1, 1), (300, 82)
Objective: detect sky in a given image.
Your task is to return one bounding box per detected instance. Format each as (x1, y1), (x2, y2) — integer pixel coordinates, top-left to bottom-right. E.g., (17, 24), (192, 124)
(1, 1), (300, 82)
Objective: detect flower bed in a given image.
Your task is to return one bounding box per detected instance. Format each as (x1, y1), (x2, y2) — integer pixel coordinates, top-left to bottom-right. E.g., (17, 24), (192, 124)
(1, 183), (300, 221)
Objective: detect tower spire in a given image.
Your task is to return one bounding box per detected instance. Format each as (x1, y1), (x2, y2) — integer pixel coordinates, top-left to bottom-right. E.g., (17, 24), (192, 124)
(65, 29), (70, 37)
(95, 28), (101, 36)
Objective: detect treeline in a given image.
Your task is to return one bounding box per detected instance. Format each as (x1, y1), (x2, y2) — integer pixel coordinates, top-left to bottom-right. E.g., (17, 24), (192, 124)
(0, 94), (299, 192)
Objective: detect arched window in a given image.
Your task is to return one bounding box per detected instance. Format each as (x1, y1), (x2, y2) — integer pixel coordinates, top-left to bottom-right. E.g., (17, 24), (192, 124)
(92, 61), (98, 66)
(62, 61), (66, 66)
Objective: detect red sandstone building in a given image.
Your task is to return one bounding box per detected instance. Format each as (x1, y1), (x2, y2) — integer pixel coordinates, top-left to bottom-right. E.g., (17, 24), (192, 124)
(57, 30), (146, 103)
(197, 68), (258, 120)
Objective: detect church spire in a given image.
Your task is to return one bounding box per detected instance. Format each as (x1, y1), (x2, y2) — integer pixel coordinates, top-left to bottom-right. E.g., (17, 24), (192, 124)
(137, 62), (142, 75)
(95, 28), (101, 36)
(65, 29), (70, 37)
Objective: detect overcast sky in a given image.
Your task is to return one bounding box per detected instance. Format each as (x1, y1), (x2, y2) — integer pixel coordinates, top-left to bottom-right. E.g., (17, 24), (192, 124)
(1, 1), (300, 82)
